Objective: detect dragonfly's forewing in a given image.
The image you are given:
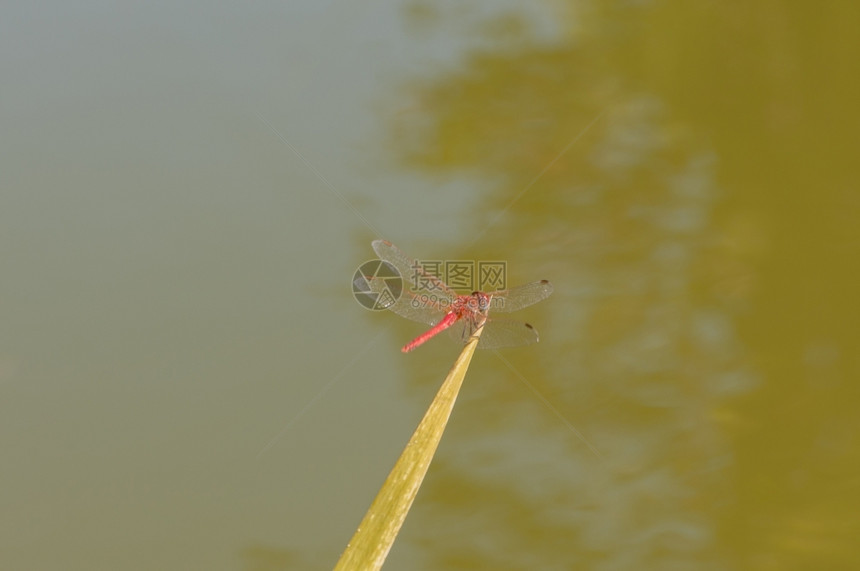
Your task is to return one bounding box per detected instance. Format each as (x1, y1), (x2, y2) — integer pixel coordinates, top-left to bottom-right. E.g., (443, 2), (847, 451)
(488, 280), (553, 313)
(372, 240), (459, 298)
(371, 239), (458, 325)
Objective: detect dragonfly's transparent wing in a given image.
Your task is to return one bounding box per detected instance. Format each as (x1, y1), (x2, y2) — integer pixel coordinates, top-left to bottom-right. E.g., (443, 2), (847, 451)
(372, 240), (459, 298)
(488, 280), (553, 313)
(448, 317), (540, 349)
(371, 239), (459, 325)
(360, 274), (448, 325)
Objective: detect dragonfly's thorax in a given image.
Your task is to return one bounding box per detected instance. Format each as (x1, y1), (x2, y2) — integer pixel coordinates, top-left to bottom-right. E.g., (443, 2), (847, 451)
(451, 291), (491, 316)
(474, 291), (491, 312)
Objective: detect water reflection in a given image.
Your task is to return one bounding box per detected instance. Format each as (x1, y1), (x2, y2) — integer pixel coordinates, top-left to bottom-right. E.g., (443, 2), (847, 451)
(382, 2), (859, 569)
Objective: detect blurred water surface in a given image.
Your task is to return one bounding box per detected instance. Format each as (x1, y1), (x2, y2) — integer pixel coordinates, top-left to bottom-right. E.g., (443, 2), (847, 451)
(1, 2), (858, 570)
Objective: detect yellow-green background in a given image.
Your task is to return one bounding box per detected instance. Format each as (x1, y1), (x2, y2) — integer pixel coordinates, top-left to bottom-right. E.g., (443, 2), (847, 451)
(2, 2), (857, 569)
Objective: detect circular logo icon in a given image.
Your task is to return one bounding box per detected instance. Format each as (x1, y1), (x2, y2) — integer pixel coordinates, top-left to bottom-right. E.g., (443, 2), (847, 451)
(352, 259), (402, 310)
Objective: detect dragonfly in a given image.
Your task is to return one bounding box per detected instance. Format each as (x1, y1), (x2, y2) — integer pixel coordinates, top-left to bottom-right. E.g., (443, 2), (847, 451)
(365, 240), (553, 352)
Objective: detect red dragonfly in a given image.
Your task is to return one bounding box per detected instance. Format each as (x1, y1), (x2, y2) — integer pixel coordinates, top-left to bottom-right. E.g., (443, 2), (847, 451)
(366, 240), (553, 352)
